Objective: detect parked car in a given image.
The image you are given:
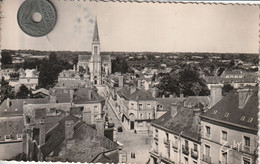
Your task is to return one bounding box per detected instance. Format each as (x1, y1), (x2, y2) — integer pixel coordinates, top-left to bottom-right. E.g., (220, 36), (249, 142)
(117, 126), (123, 132)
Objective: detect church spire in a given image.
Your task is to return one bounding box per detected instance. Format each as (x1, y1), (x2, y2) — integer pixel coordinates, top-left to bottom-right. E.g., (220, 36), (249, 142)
(93, 17), (99, 42)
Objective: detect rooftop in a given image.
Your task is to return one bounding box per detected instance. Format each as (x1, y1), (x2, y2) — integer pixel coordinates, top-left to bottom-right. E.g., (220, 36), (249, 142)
(200, 90), (258, 133)
(117, 86), (156, 101)
(152, 107), (201, 142)
(0, 97), (49, 117)
(73, 88), (105, 104)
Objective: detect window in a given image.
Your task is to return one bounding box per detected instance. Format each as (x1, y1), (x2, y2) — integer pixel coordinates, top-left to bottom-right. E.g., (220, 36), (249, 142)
(205, 145), (210, 157)
(148, 113), (151, 119)
(155, 141), (158, 153)
(206, 126), (211, 135)
(224, 113), (229, 117)
(222, 131), (227, 140)
(155, 129), (158, 138)
(248, 118), (253, 122)
(139, 104), (143, 110)
(147, 103), (151, 109)
(194, 144), (198, 151)
(184, 157), (188, 164)
(17, 134), (22, 140)
(94, 46), (98, 54)
(5, 135), (11, 140)
(243, 157), (251, 164)
(185, 140), (189, 148)
(139, 113), (143, 119)
(166, 133), (169, 141)
(240, 116), (245, 121)
(131, 103), (134, 109)
(244, 136), (250, 147)
(94, 106), (98, 113)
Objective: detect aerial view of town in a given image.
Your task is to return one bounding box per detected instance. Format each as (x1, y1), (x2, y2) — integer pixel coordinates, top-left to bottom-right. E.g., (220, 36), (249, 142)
(0, 1), (259, 164)
(0, 19), (259, 163)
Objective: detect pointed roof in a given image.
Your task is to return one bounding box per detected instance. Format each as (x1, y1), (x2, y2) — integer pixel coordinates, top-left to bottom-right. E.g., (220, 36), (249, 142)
(93, 17), (100, 41)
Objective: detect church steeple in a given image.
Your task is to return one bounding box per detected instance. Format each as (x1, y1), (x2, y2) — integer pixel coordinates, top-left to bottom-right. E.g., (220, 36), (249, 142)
(93, 17), (99, 42)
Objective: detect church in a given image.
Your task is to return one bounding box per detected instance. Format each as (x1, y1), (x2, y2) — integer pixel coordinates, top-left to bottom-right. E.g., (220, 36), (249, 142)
(58, 18), (111, 87)
(77, 19), (111, 85)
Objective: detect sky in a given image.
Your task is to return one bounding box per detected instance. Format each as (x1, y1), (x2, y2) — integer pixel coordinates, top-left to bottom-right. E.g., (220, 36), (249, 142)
(1, 0), (259, 53)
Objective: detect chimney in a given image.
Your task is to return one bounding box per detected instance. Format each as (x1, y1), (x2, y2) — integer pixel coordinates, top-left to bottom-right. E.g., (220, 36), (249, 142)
(83, 110), (91, 124)
(137, 80), (141, 88)
(39, 123), (46, 146)
(69, 89), (74, 100)
(96, 118), (104, 137)
(118, 76), (124, 87)
(238, 88), (251, 109)
(210, 84), (223, 107)
(65, 120), (74, 140)
(130, 86), (136, 94)
(151, 88), (157, 98)
(87, 89), (92, 100)
(50, 95), (57, 103)
(6, 98), (10, 108)
(171, 103), (177, 116)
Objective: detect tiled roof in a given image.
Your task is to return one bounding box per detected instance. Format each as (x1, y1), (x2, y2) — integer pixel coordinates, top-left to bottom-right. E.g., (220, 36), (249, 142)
(204, 76), (257, 84)
(200, 90), (258, 132)
(156, 98), (185, 111)
(0, 117), (24, 141)
(152, 107), (201, 142)
(184, 96), (211, 108)
(117, 86), (156, 101)
(0, 98), (49, 117)
(73, 88), (105, 104)
(78, 55), (91, 61)
(40, 114), (80, 157)
(50, 88), (72, 103)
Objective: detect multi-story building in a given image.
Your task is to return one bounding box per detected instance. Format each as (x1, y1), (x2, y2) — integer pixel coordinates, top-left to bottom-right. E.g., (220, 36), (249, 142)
(200, 88), (258, 164)
(116, 85), (157, 133)
(19, 68), (39, 90)
(150, 103), (202, 164)
(73, 87), (106, 125)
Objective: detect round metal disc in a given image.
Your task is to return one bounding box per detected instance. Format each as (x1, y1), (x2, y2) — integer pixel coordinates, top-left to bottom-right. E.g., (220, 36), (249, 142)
(17, 0), (57, 37)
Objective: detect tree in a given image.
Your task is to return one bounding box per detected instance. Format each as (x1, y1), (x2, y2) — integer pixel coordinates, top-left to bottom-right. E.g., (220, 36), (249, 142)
(222, 83), (234, 96)
(1, 52), (12, 65)
(16, 85), (31, 99)
(112, 57), (130, 74)
(157, 66), (209, 97)
(1, 77), (15, 102)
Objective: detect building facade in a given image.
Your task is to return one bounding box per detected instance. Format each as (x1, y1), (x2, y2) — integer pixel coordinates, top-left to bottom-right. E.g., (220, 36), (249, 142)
(200, 88), (258, 164)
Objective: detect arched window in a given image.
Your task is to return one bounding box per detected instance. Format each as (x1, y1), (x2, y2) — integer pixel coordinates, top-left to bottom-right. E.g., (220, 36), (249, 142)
(94, 80), (97, 85)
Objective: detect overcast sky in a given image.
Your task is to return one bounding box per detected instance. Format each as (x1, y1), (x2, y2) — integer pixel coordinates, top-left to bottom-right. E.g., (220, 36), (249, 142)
(1, 0), (259, 53)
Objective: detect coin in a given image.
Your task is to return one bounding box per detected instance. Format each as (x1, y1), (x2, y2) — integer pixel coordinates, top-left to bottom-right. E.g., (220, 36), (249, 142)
(17, 0), (57, 37)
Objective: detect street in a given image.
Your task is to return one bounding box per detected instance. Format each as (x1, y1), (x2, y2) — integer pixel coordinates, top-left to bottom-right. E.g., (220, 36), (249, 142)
(105, 99), (152, 163)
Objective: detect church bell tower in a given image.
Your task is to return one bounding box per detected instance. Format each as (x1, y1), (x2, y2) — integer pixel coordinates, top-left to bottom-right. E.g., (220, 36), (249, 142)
(90, 17), (102, 85)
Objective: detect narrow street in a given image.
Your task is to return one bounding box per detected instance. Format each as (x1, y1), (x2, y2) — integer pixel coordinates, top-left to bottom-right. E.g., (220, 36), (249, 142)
(105, 98), (152, 163)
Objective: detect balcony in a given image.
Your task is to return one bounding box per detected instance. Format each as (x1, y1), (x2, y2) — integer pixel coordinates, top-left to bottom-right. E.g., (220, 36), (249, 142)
(202, 154), (211, 164)
(182, 145), (189, 155)
(191, 149), (198, 159)
(172, 142), (178, 149)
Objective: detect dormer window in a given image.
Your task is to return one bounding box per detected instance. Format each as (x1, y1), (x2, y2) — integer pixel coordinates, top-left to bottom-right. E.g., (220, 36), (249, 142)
(213, 110), (217, 114)
(224, 113), (229, 117)
(248, 118), (253, 123)
(240, 116), (245, 121)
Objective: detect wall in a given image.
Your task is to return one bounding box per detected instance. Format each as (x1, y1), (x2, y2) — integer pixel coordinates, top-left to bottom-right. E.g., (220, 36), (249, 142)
(201, 120), (258, 164)
(0, 141), (23, 160)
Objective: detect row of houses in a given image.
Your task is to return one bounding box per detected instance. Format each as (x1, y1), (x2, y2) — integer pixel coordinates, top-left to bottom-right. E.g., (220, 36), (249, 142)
(149, 86), (258, 164)
(0, 86), (123, 162)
